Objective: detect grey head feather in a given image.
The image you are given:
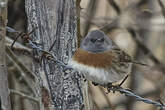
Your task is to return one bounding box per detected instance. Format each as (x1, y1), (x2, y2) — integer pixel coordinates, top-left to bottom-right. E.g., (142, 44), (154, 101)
(80, 30), (118, 53)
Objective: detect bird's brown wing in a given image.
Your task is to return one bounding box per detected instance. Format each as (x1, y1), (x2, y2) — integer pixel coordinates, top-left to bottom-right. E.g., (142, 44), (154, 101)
(105, 48), (130, 83)
(112, 47), (148, 66)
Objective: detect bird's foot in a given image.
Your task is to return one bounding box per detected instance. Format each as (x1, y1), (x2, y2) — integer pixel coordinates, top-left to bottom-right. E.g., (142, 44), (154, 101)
(92, 82), (99, 86)
(81, 74), (87, 82)
(107, 75), (129, 93)
(107, 83), (120, 93)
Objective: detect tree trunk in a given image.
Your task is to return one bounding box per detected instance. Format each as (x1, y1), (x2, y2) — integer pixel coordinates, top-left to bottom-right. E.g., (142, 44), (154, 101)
(25, 0), (86, 110)
(0, 0), (11, 110)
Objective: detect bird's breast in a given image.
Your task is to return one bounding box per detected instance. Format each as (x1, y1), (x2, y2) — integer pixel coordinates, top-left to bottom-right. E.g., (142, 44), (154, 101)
(68, 58), (127, 85)
(72, 48), (115, 68)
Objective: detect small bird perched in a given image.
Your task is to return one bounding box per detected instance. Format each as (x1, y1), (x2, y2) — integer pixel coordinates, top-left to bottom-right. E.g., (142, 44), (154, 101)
(68, 30), (146, 86)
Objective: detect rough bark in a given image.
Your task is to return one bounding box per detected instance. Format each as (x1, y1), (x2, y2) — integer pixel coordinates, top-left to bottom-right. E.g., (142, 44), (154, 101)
(25, 0), (85, 110)
(0, 0), (11, 110)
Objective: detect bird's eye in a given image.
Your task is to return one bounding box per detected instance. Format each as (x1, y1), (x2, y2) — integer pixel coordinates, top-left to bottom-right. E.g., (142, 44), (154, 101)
(97, 38), (104, 42)
(90, 38), (96, 43)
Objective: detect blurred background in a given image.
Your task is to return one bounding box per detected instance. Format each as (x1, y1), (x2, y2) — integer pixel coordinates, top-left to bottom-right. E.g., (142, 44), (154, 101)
(7, 0), (165, 110)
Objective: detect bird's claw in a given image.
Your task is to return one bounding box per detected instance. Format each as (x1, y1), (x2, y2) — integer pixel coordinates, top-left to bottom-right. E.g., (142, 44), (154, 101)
(107, 84), (121, 93)
(92, 82), (99, 86)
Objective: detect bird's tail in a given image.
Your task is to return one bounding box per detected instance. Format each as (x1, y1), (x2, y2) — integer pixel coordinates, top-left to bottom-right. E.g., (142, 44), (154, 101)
(132, 61), (149, 66)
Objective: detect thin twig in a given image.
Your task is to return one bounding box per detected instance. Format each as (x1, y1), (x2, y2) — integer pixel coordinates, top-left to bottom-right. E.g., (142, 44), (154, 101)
(5, 37), (32, 56)
(76, 0), (82, 47)
(10, 89), (39, 103)
(127, 27), (165, 73)
(9, 27), (38, 50)
(119, 75), (129, 87)
(158, 0), (165, 18)
(6, 26), (20, 33)
(6, 37), (32, 51)
(6, 47), (36, 80)
(6, 47), (37, 95)
(100, 19), (119, 34)
(0, 96), (2, 110)
(108, 0), (121, 15)
(11, 33), (24, 50)
(82, 0), (98, 36)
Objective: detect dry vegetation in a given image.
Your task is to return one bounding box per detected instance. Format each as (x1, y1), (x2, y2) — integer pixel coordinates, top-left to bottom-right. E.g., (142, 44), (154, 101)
(1, 0), (165, 110)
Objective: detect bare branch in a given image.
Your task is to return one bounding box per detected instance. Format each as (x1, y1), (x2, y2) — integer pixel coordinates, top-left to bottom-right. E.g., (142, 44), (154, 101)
(82, 0), (98, 36)
(6, 47), (37, 95)
(5, 37), (32, 56)
(127, 27), (165, 73)
(6, 47), (36, 80)
(158, 0), (165, 18)
(10, 89), (39, 103)
(108, 0), (121, 15)
(0, 0), (11, 109)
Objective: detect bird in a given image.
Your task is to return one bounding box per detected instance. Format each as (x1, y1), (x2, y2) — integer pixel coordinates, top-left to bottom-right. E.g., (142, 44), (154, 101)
(68, 30), (146, 86)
